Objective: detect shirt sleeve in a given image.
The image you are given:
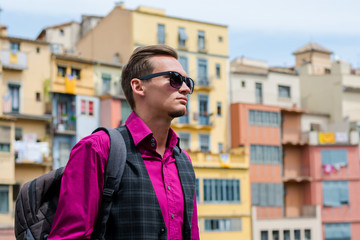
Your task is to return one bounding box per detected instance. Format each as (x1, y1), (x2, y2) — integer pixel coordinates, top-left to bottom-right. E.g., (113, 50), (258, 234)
(48, 131), (110, 240)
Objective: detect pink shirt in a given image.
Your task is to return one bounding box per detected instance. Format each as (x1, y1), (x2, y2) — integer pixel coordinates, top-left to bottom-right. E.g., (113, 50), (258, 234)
(48, 112), (199, 240)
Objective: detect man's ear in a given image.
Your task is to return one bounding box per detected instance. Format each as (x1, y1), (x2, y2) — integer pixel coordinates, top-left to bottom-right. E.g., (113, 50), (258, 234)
(130, 78), (145, 97)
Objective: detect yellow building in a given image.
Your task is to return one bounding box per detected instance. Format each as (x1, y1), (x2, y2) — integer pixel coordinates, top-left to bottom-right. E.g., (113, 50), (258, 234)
(0, 32), (53, 229)
(77, 4), (229, 155)
(191, 147), (251, 239)
(77, 5), (251, 239)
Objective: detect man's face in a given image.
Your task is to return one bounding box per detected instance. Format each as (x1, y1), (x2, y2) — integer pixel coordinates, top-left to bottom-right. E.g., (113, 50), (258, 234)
(141, 56), (192, 119)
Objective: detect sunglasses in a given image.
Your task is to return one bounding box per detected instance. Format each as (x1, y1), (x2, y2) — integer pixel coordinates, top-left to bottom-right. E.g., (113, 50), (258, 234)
(138, 71), (194, 94)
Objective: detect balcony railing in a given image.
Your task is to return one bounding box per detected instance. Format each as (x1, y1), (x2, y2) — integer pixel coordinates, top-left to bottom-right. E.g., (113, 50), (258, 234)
(1, 50), (27, 70)
(285, 205), (317, 218)
(283, 165), (311, 181)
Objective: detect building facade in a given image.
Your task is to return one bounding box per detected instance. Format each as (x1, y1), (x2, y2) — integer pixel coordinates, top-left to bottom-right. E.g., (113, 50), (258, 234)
(50, 54), (99, 168)
(0, 33), (53, 230)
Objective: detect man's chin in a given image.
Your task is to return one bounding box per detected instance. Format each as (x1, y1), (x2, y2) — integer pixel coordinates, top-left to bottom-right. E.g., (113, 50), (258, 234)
(168, 110), (186, 118)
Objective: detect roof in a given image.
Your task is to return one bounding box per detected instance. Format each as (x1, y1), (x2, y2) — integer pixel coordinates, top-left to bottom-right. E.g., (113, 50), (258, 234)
(269, 67), (298, 75)
(293, 42), (333, 55)
(37, 21), (79, 40)
(0, 36), (49, 45)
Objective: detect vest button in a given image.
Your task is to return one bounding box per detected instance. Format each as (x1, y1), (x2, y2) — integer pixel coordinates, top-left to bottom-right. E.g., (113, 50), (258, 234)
(160, 228), (166, 234)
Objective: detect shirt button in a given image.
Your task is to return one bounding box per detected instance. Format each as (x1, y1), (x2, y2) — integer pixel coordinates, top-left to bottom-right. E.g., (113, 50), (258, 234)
(171, 214), (174, 219)
(167, 186), (171, 190)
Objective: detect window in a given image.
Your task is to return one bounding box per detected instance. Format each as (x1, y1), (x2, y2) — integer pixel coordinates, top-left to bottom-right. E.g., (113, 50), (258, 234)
(198, 30), (205, 50)
(88, 101), (93, 116)
(278, 85), (291, 98)
(218, 36), (223, 42)
(179, 132), (190, 151)
(197, 58), (208, 86)
(261, 231), (269, 240)
(102, 73), (112, 95)
(203, 179), (240, 202)
(256, 82), (263, 104)
(216, 64), (221, 78)
(80, 99), (94, 116)
(57, 66), (66, 77)
(305, 229), (311, 240)
(250, 145), (281, 164)
(178, 27), (188, 47)
(15, 127), (22, 141)
(321, 149), (347, 166)
(9, 84), (20, 112)
(36, 47), (40, 53)
(0, 185), (9, 213)
(199, 134), (210, 152)
(81, 100), (86, 115)
(252, 183), (283, 206)
(325, 223), (351, 240)
(272, 230), (279, 240)
(179, 56), (188, 74)
(204, 218), (241, 232)
(36, 92), (41, 101)
(241, 81), (246, 88)
(294, 229), (301, 240)
(198, 94), (209, 125)
(157, 24), (165, 44)
(284, 230), (290, 240)
(323, 181), (349, 207)
(0, 126), (11, 152)
(249, 110), (280, 127)
(217, 102), (222, 116)
(218, 143), (223, 153)
(71, 68), (81, 80)
(10, 42), (20, 52)
(59, 29), (64, 35)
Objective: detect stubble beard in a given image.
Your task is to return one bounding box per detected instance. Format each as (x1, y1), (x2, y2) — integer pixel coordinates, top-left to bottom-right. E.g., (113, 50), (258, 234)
(168, 110), (186, 118)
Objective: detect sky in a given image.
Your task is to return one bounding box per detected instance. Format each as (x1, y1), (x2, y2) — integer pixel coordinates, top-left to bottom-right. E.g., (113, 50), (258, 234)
(1, 0), (360, 68)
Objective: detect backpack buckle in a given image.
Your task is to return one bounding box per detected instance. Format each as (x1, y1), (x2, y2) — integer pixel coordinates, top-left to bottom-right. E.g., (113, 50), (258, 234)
(102, 188), (114, 201)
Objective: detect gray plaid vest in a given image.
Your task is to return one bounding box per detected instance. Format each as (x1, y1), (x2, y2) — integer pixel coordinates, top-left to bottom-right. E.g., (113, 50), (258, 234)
(104, 127), (196, 240)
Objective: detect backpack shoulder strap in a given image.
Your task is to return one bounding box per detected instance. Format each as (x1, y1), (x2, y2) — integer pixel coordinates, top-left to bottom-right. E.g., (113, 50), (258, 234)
(91, 126), (128, 240)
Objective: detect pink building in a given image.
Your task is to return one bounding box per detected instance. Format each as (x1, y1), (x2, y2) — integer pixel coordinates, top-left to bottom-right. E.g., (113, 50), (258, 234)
(305, 142), (360, 239)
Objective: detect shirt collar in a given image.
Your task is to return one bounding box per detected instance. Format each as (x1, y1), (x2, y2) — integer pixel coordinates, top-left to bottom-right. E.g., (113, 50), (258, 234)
(125, 111), (180, 151)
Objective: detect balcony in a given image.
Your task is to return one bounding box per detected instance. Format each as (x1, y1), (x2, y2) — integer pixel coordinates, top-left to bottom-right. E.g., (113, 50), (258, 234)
(283, 165), (311, 182)
(195, 78), (213, 91)
(285, 205), (317, 218)
(14, 140), (51, 165)
(1, 50), (27, 70)
(189, 147), (248, 169)
(308, 131), (359, 145)
(282, 128), (309, 145)
(54, 114), (76, 135)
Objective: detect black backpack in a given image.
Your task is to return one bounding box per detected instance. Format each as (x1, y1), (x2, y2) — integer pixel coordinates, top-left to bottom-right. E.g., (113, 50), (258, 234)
(14, 127), (128, 240)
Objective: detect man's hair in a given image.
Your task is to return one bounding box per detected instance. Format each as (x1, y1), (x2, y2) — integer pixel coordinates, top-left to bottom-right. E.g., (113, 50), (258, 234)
(121, 45), (178, 109)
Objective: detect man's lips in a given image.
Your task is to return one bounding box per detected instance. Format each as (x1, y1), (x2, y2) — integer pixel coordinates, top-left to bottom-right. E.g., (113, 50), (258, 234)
(177, 97), (188, 104)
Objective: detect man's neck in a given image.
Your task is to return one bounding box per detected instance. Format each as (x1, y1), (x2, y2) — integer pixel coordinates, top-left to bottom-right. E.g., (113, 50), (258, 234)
(135, 111), (172, 157)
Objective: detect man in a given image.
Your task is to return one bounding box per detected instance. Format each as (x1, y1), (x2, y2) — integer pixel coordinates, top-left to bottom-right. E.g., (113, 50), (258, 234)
(48, 45), (199, 240)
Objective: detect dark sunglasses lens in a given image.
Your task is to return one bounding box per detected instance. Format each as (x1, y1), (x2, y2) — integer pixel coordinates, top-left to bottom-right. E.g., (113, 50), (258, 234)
(186, 78), (194, 93)
(169, 72), (183, 88)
